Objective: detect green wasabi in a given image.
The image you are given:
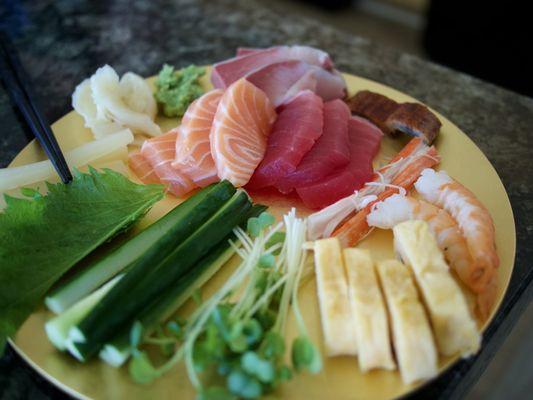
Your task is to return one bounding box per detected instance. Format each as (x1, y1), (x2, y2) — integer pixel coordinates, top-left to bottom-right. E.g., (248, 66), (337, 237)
(154, 64), (205, 118)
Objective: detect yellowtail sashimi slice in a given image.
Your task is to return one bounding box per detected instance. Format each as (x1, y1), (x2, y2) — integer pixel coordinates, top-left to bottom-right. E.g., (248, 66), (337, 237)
(172, 89), (224, 187)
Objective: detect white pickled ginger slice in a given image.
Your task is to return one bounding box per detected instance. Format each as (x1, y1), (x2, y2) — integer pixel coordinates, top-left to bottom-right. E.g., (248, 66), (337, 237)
(72, 78), (124, 139)
(91, 65), (161, 137)
(119, 72), (157, 119)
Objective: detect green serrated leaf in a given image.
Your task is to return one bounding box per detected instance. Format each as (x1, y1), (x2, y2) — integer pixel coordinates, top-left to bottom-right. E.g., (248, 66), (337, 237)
(0, 168), (164, 353)
(20, 187), (41, 199)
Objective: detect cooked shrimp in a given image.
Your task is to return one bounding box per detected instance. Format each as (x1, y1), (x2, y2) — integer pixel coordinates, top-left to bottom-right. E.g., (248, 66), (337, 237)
(415, 168), (499, 319)
(367, 194), (476, 292)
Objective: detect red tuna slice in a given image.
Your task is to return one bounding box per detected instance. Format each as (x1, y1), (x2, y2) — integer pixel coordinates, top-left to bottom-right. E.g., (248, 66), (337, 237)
(275, 99), (351, 193)
(247, 90), (324, 190)
(296, 116), (383, 209)
(246, 60), (346, 106)
(211, 45), (333, 89)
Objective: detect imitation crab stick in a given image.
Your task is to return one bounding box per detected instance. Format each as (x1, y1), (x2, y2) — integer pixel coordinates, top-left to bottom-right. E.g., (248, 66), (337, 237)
(333, 138), (440, 247)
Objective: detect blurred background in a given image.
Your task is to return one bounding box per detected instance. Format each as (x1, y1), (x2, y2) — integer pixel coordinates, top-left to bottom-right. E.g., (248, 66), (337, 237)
(267, 0), (532, 97)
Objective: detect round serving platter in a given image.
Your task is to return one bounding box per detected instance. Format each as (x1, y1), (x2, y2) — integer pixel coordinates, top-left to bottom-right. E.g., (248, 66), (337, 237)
(9, 72), (516, 400)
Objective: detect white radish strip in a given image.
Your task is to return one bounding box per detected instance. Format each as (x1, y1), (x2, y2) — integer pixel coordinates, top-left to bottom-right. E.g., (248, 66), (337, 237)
(0, 129), (134, 192)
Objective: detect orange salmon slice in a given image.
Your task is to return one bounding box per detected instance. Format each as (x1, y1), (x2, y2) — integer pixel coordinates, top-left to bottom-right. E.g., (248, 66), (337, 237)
(172, 89), (224, 187)
(210, 78), (277, 187)
(128, 151), (160, 184)
(141, 129), (196, 196)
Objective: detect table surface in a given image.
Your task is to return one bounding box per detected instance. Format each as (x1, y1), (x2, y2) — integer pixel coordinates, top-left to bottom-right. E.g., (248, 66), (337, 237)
(0, 0), (532, 399)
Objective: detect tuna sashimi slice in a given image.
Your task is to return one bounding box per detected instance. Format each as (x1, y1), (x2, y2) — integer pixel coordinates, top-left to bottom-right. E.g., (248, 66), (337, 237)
(211, 45), (333, 89)
(141, 129), (196, 197)
(245, 60), (346, 106)
(210, 78), (277, 187)
(275, 99), (351, 193)
(296, 116), (383, 209)
(172, 89), (223, 187)
(247, 90), (323, 190)
(128, 152), (160, 184)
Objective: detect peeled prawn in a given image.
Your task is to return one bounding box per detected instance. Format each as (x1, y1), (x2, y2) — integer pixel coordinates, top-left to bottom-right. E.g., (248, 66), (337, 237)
(367, 194), (475, 292)
(415, 168), (499, 319)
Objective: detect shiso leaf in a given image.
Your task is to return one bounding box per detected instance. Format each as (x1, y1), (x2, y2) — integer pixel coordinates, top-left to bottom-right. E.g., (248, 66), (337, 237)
(0, 168), (164, 352)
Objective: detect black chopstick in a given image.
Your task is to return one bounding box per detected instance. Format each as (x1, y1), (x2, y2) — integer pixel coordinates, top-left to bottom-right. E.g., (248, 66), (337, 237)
(0, 31), (73, 183)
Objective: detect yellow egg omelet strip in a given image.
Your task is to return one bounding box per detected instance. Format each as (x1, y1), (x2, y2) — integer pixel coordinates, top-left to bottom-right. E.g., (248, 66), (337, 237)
(393, 220), (480, 357)
(343, 249), (395, 372)
(313, 238), (358, 356)
(377, 259), (438, 384)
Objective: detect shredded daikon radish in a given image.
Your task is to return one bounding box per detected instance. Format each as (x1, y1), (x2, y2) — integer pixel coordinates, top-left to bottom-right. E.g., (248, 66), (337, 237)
(0, 129), (134, 192)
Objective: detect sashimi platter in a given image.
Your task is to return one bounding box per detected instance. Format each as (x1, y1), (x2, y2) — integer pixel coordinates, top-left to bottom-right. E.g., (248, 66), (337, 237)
(1, 46), (515, 400)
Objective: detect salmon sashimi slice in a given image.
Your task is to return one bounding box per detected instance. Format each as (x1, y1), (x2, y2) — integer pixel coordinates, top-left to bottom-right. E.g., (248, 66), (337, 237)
(275, 99), (351, 193)
(295, 116), (383, 209)
(141, 129), (196, 196)
(247, 90), (323, 190)
(128, 152), (160, 184)
(172, 89), (224, 187)
(210, 78), (277, 187)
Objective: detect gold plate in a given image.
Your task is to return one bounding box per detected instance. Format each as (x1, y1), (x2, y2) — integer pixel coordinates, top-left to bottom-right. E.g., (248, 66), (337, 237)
(9, 72), (516, 400)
